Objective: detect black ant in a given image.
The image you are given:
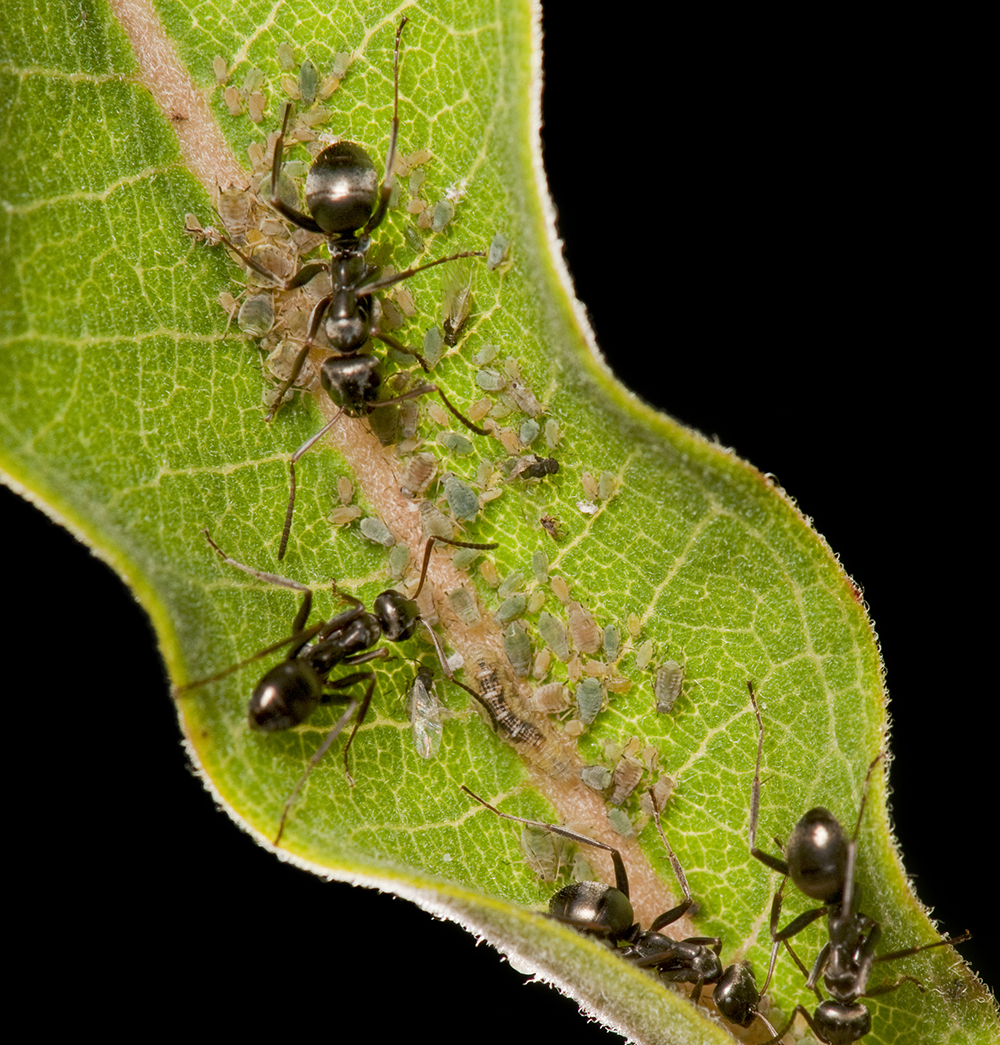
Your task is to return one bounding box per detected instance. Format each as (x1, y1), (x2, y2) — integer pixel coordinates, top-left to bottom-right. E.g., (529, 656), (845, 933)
(176, 530), (496, 844)
(461, 786), (779, 1035)
(206, 18), (489, 559)
(747, 683), (970, 1044)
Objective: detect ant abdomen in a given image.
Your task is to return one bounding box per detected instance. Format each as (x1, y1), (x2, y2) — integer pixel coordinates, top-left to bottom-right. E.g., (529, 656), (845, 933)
(787, 807), (849, 902)
(305, 142), (379, 233)
(320, 355), (381, 414)
(249, 661), (322, 732)
(549, 881), (633, 940)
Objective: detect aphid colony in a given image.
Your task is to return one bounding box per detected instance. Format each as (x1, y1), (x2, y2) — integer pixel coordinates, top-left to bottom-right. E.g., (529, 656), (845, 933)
(177, 18), (971, 1045)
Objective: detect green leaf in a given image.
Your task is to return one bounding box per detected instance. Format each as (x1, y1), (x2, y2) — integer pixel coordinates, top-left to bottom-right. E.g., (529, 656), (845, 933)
(1, 2), (993, 1043)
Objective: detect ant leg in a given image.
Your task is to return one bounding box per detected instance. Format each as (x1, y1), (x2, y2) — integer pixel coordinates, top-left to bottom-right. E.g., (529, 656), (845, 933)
(400, 535), (498, 708)
(646, 789), (696, 930)
(265, 294), (335, 423)
(355, 250), (487, 297)
(202, 528), (321, 656)
(218, 229), (327, 292)
(852, 753), (884, 836)
(204, 528), (311, 598)
(412, 535), (499, 600)
(371, 328), (430, 370)
(461, 786), (631, 897)
(172, 618), (328, 696)
(265, 102), (323, 233)
(332, 670), (382, 784)
(277, 408), (345, 560)
(747, 682), (791, 876)
(757, 1005), (809, 1045)
(273, 695), (361, 845)
(874, 929), (971, 967)
(864, 929), (972, 999)
(367, 382), (489, 437)
(361, 17), (407, 238)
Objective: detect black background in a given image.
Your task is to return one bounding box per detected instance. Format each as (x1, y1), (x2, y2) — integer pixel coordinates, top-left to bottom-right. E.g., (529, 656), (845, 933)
(7, 7), (990, 1040)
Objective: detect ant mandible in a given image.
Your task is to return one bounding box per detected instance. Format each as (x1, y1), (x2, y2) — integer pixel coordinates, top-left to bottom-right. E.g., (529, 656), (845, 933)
(209, 18), (489, 558)
(176, 530), (496, 844)
(747, 682), (970, 1044)
(461, 786), (779, 1035)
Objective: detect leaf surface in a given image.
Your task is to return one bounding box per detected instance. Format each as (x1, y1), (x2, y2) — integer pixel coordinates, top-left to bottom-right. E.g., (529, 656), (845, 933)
(0, 2), (993, 1043)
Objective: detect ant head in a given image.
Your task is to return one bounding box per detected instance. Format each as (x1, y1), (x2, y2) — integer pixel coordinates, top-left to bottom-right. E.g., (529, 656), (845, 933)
(712, 961), (761, 1028)
(306, 142), (379, 235)
(787, 807), (850, 903)
(374, 589), (421, 642)
(549, 881), (635, 942)
(321, 354), (381, 413)
(248, 661), (322, 732)
(813, 999), (871, 1044)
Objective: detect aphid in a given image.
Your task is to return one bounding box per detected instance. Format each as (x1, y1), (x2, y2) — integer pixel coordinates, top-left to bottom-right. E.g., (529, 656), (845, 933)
(529, 682), (569, 714)
(276, 42), (295, 71)
(441, 259), (474, 344)
(598, 470), (617, 500)
(503, 622), (532, 678)
(359, 516), (394, 546)
(418, 499), (453, 540)
(486, 231), (509, 271)
(442, 474), (480, 520)
(567, 602), (602, 654)
(635, 638), (654, 670)
(747, 683), (970, 1044)
(493, 592), (527, 624)
(581, 764), (613, 793)
(446, 586), (480, 625)
(475, 368), (506, 392)
(653, 660), (683, 714)
(505, 376), (544, 418)
(519, 823), (571, 883)
(238, 294), (274, 337)
(195, 19), (488, 560)
(609, 740), (644, 805)
(531, 549), (549, 583)
(438, 431), (474, 455)
(496, 570), (525, 599)
(432, 197), (456, 234)
(574, 677), (603, 726)
(462, 787), (779, 1035)
(175, 531), (496, 843)
(537, 611), (570, 662)
(408, 666), (443, 759)
(399, 452), (437, 499)
(387, 543), (409, 580)
(298, 59), (318, 108)
(603, 624), (619, 663)
(518, 419), (540, 446)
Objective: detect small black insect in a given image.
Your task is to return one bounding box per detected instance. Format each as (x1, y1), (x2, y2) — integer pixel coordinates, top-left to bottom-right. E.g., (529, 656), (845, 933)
(747, 683), (970, 1044)
(508, 454), (559, 481)
(176, 530), (496, 844)
(204, 18), (488, 558)
(462, 786), (778, 1034)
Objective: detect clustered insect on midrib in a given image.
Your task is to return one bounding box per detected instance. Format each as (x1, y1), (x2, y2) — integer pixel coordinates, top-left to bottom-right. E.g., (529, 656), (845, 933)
(179, 17), (970, 1045)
